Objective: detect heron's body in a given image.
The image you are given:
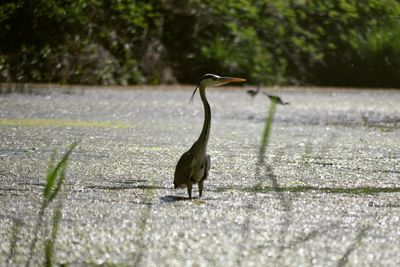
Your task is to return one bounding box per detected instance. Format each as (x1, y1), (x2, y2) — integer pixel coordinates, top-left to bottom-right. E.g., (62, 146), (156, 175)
(174, 74), (245, 199)
(174, 147), (211, 199)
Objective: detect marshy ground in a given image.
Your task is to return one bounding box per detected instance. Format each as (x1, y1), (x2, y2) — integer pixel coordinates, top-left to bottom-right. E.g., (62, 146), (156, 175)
(0, 85), (399, 266)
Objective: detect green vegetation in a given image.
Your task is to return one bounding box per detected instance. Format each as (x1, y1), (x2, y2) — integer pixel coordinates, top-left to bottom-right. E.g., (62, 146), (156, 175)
(25, 142), (77, 267)
(6, 218), (22, 264)
(259, 99), (277, 158)
(216, 185), (400, 194)
(255, 95), (283, 188)
(44, 207), (62, 267)
(0, 118), (133, 128)
(1, 0), (400, 87)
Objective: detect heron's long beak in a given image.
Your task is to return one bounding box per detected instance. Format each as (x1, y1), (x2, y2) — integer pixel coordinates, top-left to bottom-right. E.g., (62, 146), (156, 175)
(218, 77), (246, 84)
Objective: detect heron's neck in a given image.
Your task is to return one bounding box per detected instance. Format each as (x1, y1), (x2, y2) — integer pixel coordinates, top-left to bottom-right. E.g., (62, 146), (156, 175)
(197, 84), (211, 150)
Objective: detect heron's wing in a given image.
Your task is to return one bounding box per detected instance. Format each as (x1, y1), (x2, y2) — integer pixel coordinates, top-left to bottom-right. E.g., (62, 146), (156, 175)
(174, 151), (196, 186)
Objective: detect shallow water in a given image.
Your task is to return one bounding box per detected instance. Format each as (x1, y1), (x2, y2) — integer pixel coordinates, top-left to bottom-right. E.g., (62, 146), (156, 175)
(0, 86), (399, 266)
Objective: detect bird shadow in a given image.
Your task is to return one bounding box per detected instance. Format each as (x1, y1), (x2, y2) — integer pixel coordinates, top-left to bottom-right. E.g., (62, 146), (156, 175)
(160, 195), (208, 204)
(160, 195), (191, 203)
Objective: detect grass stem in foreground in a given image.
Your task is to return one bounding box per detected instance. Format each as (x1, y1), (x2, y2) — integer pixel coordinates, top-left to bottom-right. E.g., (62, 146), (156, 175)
(25, 142), (77, 267)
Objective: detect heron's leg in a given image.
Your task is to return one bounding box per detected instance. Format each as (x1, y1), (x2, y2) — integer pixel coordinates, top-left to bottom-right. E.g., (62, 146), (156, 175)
(187, 184), (192, 200)
(198, 181), (204, 198)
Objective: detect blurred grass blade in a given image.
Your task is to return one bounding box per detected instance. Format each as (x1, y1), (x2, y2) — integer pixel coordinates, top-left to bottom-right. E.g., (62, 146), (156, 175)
(45, 208), (62, 267)
(44, 142), (77, 200)
(48, 163), (66, 202)
(44, 157), (57, 200)
(337, 226), (370, 267)
(7, 218), (22, 264)
(26, 142), (77, 267)
(259, 99), (277, 158)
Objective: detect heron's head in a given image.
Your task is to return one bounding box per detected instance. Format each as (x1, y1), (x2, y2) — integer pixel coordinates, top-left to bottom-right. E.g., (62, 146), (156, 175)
(190, 74), (246, 102)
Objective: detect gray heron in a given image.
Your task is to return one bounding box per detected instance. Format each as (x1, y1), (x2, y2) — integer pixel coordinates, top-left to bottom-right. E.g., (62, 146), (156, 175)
(174, 74), (246, 199)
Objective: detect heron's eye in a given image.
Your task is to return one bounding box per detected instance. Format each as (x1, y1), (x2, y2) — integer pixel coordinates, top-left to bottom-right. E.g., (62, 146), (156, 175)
(211, 77), (217, 81)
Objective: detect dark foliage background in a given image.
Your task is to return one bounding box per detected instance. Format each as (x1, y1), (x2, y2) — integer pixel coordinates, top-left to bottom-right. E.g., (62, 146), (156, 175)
(1, 0), (400, 87)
